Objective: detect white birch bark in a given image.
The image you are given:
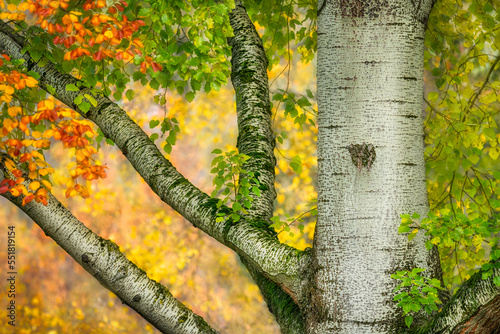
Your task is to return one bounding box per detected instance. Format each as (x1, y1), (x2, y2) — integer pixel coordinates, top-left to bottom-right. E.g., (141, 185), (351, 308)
(228, 3), (305, 332)
(311, 0), (437, 332)
(229, 0), (277, 221)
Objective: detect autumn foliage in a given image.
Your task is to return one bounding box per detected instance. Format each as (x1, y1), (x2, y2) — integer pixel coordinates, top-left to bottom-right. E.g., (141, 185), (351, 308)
(0, 0), (168, 206)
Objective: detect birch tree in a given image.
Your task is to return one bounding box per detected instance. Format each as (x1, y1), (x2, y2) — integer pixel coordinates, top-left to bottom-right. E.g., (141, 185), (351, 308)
(1, 0), (500, 333)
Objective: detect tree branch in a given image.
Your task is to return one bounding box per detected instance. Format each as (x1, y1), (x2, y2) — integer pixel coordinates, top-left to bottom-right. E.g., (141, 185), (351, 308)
(0, 19), (308, 300)
(241, 256), (306, 334)
(227, 2), (307, 330)
(0, 168), (217, 334)
(229, 0), (276, 220)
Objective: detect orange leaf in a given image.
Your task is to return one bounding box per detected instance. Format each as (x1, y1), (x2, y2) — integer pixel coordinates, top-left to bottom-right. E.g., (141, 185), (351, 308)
(22, 195), (35, 205)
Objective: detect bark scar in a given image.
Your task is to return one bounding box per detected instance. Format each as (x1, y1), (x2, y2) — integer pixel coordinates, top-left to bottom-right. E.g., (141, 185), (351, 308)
(348, 143), (376, 172)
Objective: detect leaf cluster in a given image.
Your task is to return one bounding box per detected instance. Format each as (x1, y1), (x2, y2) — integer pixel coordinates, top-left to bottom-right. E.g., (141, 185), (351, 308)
(392, 268), (444, 328)
(399, 212), (500, 290)
(210, 149), (261, 222)
(148, 117), (180, 154)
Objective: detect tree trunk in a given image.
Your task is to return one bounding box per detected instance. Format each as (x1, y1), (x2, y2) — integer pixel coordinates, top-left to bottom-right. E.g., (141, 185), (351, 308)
(309, 0), (438, 332)
(3, 2), (500, 333)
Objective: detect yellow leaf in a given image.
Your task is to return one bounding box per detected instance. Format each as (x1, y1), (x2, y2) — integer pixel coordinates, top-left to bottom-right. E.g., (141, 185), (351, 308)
(4, 158), (15, 170)
(76, 150), (85, 162)
(18, 3), (30, 11)
(10, 187), (20, 196)
(3, 118), (14, 131)
(41, 180), (52, 190)
(25, 76), (38, 87)
(29, 181), (41, 191)
(489, 147), (499, 160)
(43, 129), (54, 138)
(8, 107), (21, 117)
(277, 194), (285, 204)
(7, 4), (17, 11)
(22, 139), (34, 147)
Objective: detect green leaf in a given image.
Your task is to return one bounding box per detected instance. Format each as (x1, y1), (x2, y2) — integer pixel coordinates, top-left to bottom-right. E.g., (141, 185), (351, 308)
(405, 316), (413, 328)
(126, 89), (135, 101)
(408, 230), (418, 241)
(273, 93), (284, 101)
(74, 95), (84, 105)
(186, 91), (195, 102)
(394, 293), (406, 301)
(297, 96), (311, 107)
(79, 101), (91, 113)
(410, 303), (421, 312)
(84, 94), (97, 107)
(492, 276), (500, 286)
(212, 149), (223, 154)
(483, 3), (494, 11)
(150, 133), (159, 142)
(214, 176), (224, 187)
(483, 128), (496, 140)
(46, 84), (56, 95)
(66, 84), (79, 92)
(290, 155), (302, 174)
(167, 131), (176, 145)
(399, 225), (411, 233)
(149, 119), (160, 128)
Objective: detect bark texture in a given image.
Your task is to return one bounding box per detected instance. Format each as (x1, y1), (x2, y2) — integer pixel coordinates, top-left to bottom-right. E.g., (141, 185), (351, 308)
(0, 169), (217, 334)
(229, 0), (277, 221)
(228, 3), (306, 332)
(312, 0), (438, 332)
(0, 19), (308, 300)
